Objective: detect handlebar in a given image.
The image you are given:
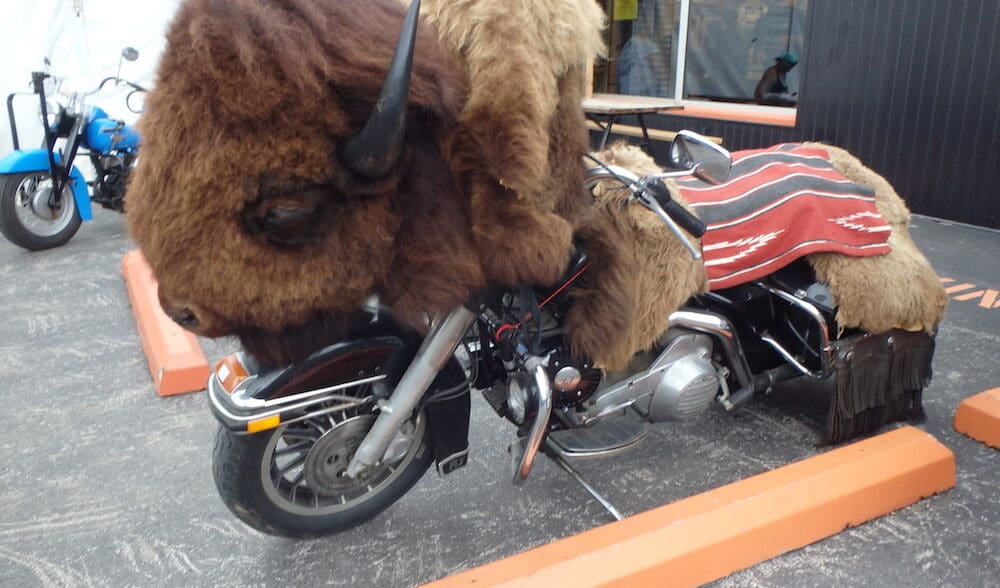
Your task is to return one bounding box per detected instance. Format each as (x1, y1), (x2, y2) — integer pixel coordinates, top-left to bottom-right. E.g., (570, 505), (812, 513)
(585, 163), (706, 259)
(641, 180), (707, 238)
(91, 77), (148, 96)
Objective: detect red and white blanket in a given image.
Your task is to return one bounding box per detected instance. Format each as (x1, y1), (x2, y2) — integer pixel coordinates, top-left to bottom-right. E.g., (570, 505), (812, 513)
(674, 143), (892, 290)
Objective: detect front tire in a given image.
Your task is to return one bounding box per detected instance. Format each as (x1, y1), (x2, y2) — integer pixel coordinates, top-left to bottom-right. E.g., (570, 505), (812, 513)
(213, 408), (432, 537)
(0, 171), (82, 250)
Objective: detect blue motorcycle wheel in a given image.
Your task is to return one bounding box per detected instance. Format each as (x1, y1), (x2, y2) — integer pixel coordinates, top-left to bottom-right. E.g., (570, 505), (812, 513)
(0, 171), (82, 251)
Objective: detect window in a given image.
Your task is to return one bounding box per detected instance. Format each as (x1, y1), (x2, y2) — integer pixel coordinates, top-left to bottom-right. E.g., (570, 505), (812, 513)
(594, 0), (809, 107)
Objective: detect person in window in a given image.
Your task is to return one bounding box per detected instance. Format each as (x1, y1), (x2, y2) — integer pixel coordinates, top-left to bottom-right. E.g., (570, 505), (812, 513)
(754, 52), (798, 106)
(617, 27), (661, 97)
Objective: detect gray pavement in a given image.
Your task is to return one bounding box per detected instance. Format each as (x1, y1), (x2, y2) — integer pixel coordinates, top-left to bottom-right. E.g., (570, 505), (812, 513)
(0, 210), (997, 587)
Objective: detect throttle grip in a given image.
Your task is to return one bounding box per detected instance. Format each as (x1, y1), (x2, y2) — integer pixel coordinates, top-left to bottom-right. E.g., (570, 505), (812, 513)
(644, 180), (708, 238)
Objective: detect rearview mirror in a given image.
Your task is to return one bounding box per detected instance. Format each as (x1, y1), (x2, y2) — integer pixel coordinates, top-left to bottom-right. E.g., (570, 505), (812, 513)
(122, 47), (139, 61)
(669, 130), (732, 185)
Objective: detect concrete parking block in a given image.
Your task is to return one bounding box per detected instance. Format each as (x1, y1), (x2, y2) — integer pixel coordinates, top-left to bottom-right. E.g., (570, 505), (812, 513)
(954, 388), (1000, 448)
(427, 426), (956, 588)
(122, 249), (210, 396)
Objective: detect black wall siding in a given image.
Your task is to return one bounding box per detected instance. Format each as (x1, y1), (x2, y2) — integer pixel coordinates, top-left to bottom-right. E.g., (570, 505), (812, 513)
(616, 0), (1000, 229)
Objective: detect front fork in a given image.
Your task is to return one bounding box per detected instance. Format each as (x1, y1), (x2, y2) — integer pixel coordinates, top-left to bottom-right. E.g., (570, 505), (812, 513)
(345, 306), (477, 479)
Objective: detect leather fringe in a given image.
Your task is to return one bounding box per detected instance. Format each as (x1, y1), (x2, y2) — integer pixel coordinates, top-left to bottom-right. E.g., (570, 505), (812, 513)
(824, 329), (934, 444)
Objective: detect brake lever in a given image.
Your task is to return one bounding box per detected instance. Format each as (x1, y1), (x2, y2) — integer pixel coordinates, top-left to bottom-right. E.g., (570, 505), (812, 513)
(634, 178), (703, 261)
(584, 160), (703, 260)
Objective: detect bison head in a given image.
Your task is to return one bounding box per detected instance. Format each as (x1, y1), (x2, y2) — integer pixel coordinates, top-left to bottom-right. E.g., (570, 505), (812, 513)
(127, 0), (485, 366)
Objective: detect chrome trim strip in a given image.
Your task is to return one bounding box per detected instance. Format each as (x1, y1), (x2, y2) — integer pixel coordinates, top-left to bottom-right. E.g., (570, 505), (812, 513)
(760, 333), (824, 379)
(581, 398), (641, 427)
(259, 376), (385, 408)
(208, 374), (371, 430)
(513, 365), (553, 483)
(763, 284), (832, 351)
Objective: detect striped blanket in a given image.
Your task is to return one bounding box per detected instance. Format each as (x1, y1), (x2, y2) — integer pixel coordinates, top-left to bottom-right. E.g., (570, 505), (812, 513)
(674, 143), (892, 290)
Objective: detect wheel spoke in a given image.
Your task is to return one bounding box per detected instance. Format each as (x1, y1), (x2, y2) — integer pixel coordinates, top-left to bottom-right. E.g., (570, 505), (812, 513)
(258, 409), (427, 518)
(304, 419), (327, 434)
(282, 428), (319, 441)
(276, 452), (307, 474)
(274, 441), (311, 456)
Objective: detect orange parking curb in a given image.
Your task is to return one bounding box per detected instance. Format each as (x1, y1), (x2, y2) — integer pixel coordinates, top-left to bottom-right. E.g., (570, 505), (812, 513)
(425, 426), (955, 588)
(954, 388), (1000, 448)
(121, 250), (210, 396)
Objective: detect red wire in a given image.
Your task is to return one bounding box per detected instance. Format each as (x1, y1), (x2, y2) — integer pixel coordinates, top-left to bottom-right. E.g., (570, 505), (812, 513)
(494, 262), (592, 341)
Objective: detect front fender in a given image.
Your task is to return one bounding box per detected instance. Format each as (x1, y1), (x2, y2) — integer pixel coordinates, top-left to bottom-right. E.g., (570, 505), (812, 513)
(208, 308), (472, 475)
(0, 149), (93, 220)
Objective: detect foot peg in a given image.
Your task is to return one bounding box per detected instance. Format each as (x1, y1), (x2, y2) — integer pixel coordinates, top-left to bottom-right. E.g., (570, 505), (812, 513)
(547, 416), (646, 457)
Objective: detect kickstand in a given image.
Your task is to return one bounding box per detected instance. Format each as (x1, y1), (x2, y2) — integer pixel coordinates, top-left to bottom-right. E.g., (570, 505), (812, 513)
(542, 439), (624, 522)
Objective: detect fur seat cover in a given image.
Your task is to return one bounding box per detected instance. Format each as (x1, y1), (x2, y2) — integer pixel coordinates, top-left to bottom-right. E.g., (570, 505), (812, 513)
(576, 143), (947, 370)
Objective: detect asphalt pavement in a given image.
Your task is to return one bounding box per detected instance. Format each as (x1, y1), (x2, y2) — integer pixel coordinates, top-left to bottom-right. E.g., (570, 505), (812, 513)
(0, 209), (996, 586)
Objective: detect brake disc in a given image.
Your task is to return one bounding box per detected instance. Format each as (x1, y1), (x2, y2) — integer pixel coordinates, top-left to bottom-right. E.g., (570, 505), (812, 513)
(302, 415), (379, 496)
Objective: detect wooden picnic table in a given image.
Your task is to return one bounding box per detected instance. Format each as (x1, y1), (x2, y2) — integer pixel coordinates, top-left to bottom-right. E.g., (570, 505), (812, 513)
(582, 93), (684, 151)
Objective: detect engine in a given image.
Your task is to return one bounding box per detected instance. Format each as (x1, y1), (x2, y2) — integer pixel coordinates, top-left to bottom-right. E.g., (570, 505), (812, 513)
(647, 354), (720, 420)
(571, 332), (722, 424)
(646, 333), (720, 421)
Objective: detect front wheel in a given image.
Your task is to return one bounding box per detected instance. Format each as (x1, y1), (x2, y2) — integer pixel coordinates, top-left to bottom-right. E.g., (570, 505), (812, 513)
(0, 171), (82, 250)
(213, 403), (432, 537)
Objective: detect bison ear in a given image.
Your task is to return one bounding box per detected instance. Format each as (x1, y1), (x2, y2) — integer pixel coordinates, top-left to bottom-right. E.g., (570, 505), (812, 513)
(241, 185), (332, 246)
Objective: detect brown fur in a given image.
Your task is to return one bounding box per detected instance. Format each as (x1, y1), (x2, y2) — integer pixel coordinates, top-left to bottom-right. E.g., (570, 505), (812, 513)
(422, 0), (605, 209)
(128, 0), (485, 365)
(427, 0), (605, 286)
(566, 144), (707, 370)
(126, 0), (605, 366)
(802, 143), (947, 333)
(577, 142), (946, 369)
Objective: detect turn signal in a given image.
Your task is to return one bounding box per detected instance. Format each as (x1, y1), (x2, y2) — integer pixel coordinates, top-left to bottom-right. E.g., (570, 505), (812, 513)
(215, 355), (250, 394)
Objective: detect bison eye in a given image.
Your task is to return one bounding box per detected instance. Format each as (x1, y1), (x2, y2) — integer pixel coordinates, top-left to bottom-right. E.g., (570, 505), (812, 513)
(241, 183), (333, 246)
(167, 307), (199, 329)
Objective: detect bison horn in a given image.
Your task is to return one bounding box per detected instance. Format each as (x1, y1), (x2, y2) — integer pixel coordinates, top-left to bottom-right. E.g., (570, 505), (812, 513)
(342, 0), (421, 179)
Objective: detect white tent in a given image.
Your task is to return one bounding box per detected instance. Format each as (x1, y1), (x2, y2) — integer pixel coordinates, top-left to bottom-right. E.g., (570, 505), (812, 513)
(0, 0), (181, 156)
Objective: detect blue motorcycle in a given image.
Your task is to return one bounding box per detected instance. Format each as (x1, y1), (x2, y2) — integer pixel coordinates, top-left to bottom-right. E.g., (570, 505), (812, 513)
(0, 48), (144, 250)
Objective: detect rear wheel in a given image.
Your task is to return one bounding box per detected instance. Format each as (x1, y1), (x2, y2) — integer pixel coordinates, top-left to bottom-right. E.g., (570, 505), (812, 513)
(0, 171), (82, 250)
(213, 390), (432, 537)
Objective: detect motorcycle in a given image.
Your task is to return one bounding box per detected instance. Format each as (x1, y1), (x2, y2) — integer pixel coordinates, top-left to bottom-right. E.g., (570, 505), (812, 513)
(0, 47), (145, 250)
(206, 131), (934, 536)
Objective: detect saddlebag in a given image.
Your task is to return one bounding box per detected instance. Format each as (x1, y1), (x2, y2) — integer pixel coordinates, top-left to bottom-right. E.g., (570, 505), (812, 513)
(823, 328), (935, 444)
